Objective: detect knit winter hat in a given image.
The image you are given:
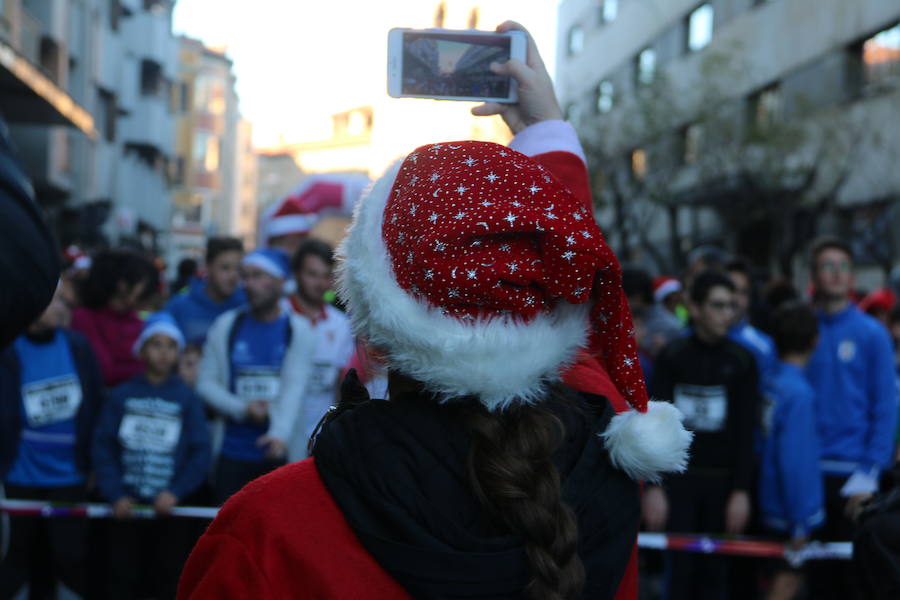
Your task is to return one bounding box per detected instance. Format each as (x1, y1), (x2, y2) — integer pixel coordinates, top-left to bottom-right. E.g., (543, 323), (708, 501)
(243, 248), (291, 280)
(133, 312), (185, 356)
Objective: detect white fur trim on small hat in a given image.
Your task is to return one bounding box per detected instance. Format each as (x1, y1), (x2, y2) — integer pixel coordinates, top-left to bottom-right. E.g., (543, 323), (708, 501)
(265, 214), (316, 239)
(600, 401), (693, 483)
(654, 279), (682, 304)
(133, 322), (185, 356)
(243, 252), (288, 280)
(336, 162), (591, 411)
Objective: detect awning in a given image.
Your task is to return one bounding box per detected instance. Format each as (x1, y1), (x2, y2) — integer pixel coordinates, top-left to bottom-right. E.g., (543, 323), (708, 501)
(0, 40), (95, 139)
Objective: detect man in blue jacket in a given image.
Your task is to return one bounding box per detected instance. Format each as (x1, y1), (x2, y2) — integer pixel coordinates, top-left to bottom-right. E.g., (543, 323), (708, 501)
(0, 285), (104, 598)
(166, 237), (246, 347)
(92, 312), (211, 599)
(805, 238), (897, 600)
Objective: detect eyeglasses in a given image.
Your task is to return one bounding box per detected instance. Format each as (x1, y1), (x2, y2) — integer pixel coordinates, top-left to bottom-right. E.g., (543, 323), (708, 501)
(818, 262), (851, 273)
(704, 300), (736, 312)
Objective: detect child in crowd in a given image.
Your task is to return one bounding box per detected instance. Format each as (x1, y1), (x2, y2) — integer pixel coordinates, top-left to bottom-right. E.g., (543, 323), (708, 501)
(759, 302), (824, 600)
(93, 313), (211, 599)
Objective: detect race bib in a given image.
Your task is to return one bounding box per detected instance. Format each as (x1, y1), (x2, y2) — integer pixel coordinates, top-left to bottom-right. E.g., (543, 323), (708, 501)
(236, 368), (281, 402)
(119, 413), (182, 452)
(22, 376), (82, 428)
(673, 384), (727, 432)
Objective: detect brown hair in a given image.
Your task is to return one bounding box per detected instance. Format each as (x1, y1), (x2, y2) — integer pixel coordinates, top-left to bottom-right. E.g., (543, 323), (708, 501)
(462, 394), (585, 600)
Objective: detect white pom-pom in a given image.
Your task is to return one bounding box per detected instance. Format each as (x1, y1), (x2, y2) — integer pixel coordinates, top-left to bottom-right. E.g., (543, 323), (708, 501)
(600, 401), (693, 483)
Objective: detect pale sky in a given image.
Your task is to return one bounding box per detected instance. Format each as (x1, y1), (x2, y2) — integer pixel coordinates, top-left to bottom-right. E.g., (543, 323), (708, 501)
(172, 0), (561, 147)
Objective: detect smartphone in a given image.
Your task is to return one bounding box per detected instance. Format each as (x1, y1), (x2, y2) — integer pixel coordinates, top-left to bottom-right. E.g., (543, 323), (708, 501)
(387, 28), (527, 103)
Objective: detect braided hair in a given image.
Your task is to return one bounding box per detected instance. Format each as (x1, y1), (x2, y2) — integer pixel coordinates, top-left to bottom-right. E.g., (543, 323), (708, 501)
(462, 390), (585, 600)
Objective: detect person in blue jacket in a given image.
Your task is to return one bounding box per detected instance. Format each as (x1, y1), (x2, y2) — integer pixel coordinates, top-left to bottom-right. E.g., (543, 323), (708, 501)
(166, 237), (245, 347)
(804, 238), (898, 600)
(0, 284), (104, 598)
(92, 312), (211, 599)
(727, 258), (778, 386)
(759, 302), (824, 600)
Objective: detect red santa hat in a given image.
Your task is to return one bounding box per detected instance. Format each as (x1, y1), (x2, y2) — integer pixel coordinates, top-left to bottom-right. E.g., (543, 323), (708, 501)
(263, 197), (318, 240)
(337, 141), (690, 482)
(653, 276), (682, 304)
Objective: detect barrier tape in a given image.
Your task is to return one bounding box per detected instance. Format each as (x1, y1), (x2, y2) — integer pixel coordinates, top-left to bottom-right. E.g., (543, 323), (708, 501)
(638, 533), (853, 567)
(1, 500), (853, 566)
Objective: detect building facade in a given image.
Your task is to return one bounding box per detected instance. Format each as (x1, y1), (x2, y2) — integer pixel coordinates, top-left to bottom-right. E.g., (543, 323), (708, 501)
(3, 0), (179, 254)
(170, 36), (256, 264)
(557, 0), (900, 280)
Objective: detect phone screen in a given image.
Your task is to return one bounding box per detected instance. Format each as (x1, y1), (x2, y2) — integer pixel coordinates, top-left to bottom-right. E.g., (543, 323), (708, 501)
(401, 31), (511, 99)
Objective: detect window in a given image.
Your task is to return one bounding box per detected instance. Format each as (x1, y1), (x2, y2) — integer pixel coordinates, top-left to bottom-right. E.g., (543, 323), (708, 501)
(631, 149), (648, 181)
(192, 132), (220, 173)
(862, 22), (900, 85)
(748, 85), (781, 131)
(172, 156), (186, 185)
(636, 48), (656, 85)
(596, 80), (614, 113)
(687, 4), (714, 52)
(194, 74), (226, 114)
(39, 36), (62, 82)
(179, 82), (189, 112)
(568, 26), (585, 56)
(98, 89), (117, 143)
(109, 0), (120, 31)
(140, 60), (163, 96)
(599, 0), (618, 24)
(683, 123), (703, 165)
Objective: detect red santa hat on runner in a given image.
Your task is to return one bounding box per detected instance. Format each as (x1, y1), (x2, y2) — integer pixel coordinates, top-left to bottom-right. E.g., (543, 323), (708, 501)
(263, 197), (318, 241)
(653, 276), (682, 304)
(337, 141), (690, 482)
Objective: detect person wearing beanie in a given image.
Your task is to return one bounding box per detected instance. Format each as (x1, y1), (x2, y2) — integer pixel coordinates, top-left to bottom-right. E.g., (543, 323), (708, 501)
(0, 284), (104, 597)
(196, 247), (316, 504)
(92, 312), (211, 598)
(178, 22), (690, 600)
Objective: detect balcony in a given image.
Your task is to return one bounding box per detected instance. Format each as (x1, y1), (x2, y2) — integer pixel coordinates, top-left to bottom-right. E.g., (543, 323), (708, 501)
(122, 9), (174, 69)
(119, 95), (174, 155)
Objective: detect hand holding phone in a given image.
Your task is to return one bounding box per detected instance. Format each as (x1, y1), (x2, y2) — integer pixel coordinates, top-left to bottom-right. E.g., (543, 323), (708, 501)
(387, 27), (527, 103)
(470, 21), (563, 134)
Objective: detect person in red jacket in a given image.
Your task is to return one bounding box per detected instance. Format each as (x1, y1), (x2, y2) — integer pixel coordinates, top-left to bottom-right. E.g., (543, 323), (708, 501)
(178, 21), (691, 600)
(70, 249), (159, 387)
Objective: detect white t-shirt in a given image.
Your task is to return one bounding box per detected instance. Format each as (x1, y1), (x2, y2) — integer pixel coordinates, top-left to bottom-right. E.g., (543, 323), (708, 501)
(288, 304), (354, 461)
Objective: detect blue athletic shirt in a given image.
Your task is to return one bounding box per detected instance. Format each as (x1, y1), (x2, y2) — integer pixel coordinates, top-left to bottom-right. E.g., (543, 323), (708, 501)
(223, 313), (289, 462)
(759, 362), (824, 537)
(5, 332), (84, 487)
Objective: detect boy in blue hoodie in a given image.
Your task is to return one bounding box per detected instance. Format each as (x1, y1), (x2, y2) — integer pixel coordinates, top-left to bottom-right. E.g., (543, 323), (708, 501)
(804, 238), (897, 600)
(92, 313), (211, 599)
(166, 237), (245, 346)
(759, 302), (824, 600)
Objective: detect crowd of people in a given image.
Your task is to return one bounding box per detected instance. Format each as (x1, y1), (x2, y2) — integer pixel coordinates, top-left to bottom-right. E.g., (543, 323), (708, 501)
(2, 17), (900, 600)
(0, 232), (374, 598)
(625, 241), (900, 600)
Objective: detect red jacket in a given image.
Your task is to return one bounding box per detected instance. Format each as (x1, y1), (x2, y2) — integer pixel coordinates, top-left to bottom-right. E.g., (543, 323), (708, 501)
(70, 306), (144, 386)
(179, 458), (411, 599)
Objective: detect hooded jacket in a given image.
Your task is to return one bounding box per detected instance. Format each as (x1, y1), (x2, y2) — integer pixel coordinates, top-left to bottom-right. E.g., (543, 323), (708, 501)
(166, 278), (247, 346)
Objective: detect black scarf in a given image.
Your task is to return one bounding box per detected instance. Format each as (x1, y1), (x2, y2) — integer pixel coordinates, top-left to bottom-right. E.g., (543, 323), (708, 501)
(312, 385), (640, 600)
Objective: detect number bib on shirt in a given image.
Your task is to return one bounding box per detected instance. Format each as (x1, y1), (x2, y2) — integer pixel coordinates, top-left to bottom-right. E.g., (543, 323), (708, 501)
(22, 376), (82, 428)
(308, 362), (338, 395)
(119, 413), (182, 452)
(235, 368), (281, 402)
(673, 384), (727, 432)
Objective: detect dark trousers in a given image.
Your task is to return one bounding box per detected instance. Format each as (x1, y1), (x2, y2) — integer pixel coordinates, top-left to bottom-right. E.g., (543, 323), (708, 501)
(663, 472), (731, 600)
(0, 483), (88, 600)
(105, 517), (194, 600)
(807, 474), (865, 600)
(212, 455), (285, 505)
(855, 509), (900, 600)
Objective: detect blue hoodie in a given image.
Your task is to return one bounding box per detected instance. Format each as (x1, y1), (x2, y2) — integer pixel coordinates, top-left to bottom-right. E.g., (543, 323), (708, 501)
(759, 362), (825, 537)
(93, 374), (211, 503)
(165, 278), (246, 346)
(729, 319), (778, 385)
(806, 304), (897, 476)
